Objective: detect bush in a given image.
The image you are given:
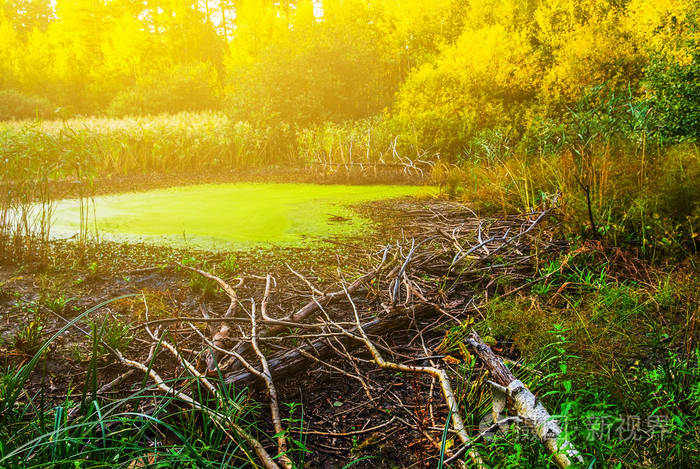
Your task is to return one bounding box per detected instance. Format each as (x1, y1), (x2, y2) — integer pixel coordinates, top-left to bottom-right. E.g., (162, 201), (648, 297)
(645, 51), (700, 141)
(393, 22), (539, 159)
(641, 1), (699, 142)
(0, 89), (54, 121)
(108, 63), (221, 117)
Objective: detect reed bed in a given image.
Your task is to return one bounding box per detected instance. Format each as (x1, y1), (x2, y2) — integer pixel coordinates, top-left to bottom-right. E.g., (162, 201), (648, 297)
(0, 113), (437, 180)
(0, 112), (267, 177)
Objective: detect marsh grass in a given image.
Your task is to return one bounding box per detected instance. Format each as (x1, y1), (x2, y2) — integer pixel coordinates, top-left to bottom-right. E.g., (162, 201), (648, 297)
(0, 122), (99, 262)
(442, 142), (699, 259)
(0, 112), (308, 182)
(0, 296), (293, 469)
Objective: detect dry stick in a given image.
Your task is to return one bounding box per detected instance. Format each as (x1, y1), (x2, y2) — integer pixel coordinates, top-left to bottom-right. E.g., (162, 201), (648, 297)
(94, 369), (136, 394)
(223, 297), (477, 388)
(131, 316), (336, 331)
(224, 314), (382, 387)
(116, 351), (281, 469)
(466, 331), (584, 469)
(260, 275), (275, 321)
(238, 266), (389, 364)
(286, 244), (393, 327)
(94, 336), (158, 396)
(450, 200), (555, 268)
(189, 323), (262, 378)
(204, 208), (554, 461)
(286, 264), (324, 296)
(148, 328), (220, 396)
(49, 301), (280, 469)
(177, 263), (244, 371)
(340, 287), (486, 468)
(252, 293), (293, 469)
(143, 297), (233, 404)
(177, 263), (242, 311)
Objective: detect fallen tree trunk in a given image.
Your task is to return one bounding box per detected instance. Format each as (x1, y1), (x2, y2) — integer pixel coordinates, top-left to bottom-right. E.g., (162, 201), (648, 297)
(466, 331), (584, 469)
(226, 317), (379, 388)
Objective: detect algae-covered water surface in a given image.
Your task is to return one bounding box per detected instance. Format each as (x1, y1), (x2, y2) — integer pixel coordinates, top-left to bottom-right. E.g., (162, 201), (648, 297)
(50, 183), (429, 250)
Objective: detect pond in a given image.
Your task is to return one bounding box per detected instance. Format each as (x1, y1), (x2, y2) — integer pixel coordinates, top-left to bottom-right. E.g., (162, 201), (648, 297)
(49, 183), (430, 250)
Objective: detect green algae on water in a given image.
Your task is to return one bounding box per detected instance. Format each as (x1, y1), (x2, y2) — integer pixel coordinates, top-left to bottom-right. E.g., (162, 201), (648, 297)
(50, 183), (430, 250)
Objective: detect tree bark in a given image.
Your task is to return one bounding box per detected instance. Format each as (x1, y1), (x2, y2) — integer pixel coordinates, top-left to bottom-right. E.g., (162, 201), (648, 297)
(466, 331), (584, 469)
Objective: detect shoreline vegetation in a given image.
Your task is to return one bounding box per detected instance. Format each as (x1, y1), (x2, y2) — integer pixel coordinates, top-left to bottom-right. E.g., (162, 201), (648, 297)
(2, 106), (697, 263)
(1, 0), (699, 467)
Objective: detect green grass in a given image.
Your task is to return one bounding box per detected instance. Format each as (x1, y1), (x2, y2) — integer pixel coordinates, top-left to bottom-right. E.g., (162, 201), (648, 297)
(0, 296), (273, 468)
(458, 248), (700, 468)
(49, 183), (431, 250)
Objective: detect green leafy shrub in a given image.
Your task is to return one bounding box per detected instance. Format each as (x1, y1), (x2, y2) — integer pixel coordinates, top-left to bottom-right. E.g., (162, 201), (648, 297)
(107, 63), (221, 117)
(0, 89), (54, 121)
(643, 6), (699, 142)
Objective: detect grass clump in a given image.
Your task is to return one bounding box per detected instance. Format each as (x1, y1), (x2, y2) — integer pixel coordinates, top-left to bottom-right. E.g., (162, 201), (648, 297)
(93, 316), (133, 355)
(42, 294), (71, 314)
(12, 320), (45, 356)
(180, 258), (219, 297)
(220, 253), (239, 275)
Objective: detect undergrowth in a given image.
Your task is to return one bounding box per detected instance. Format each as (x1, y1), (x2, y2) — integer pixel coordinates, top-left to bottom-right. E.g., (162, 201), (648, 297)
(0, 299), (301, 468)
(458, 245), (700, 468)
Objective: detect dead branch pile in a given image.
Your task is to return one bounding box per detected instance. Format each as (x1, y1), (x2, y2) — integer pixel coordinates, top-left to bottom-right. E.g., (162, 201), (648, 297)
(71, 197), (584, 467)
